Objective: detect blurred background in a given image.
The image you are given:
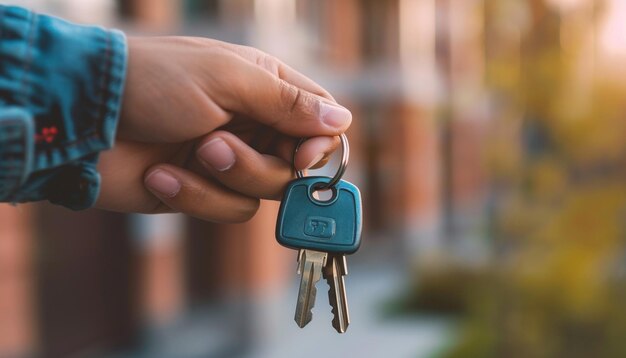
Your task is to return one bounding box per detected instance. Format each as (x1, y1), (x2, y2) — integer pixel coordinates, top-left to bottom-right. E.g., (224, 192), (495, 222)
(2, 0), (626, 357)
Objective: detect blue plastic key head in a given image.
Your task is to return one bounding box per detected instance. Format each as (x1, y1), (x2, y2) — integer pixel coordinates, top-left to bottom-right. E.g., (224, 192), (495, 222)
(276, 176), (362, 254)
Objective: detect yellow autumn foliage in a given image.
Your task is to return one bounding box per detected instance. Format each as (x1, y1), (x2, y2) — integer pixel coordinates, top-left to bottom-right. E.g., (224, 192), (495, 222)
(444, 0), (626, 356)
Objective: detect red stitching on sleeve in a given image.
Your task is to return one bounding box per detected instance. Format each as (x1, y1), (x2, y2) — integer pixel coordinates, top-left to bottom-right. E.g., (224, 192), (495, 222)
(35, 126), (58, 143)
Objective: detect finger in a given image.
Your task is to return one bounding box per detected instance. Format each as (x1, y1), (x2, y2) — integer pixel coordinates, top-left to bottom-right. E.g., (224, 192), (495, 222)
(195, 131), (294, 200)
(144, 164), (260, 223)
(96, 140), (195, 214)
(293, 136), (341, 170)
(269, 135), (340, 171)
(208, 52), (352, 138)
(225, 44), (336, 102)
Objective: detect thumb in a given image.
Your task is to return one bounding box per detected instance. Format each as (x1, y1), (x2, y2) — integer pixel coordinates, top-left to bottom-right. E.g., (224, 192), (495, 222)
(211, 53), (352, 137)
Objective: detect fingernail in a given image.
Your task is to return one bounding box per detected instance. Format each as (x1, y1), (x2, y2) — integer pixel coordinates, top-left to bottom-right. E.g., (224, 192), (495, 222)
(304, 153), (324, 169)
(198, 138), (236, 171)
(320, 102), (352, 129)
(145, 170), (180, 198)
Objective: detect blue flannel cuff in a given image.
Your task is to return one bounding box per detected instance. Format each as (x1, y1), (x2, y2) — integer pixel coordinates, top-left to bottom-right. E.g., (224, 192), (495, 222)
(0, 6), (127, 210)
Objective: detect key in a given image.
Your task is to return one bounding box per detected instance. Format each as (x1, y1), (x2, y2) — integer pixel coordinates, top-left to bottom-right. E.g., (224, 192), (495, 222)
(276, 176), (362, 333)
(323, 254), (350, 333)
(295, 249), (327, 328)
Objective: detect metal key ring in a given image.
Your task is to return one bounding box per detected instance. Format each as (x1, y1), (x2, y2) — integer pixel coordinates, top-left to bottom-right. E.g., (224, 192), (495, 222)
(294, 133), (349, 190)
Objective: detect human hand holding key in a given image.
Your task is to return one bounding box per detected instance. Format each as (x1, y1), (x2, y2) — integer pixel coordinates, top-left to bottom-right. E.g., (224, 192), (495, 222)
(99, 37), (363, 333)
(95, 37), (352, 222)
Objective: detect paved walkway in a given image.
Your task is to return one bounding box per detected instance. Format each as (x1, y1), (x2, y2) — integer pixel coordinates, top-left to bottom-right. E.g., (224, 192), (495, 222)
(116, 244), (456, 358)
(254, 264), (455, 358)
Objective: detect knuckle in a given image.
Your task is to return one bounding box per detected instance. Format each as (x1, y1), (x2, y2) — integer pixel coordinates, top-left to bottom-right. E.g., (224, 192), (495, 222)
(278, 80), (306, 115)
(230, 43), (254, 53)
(255, 52), (280, 75)
(240, 45), (261, 57)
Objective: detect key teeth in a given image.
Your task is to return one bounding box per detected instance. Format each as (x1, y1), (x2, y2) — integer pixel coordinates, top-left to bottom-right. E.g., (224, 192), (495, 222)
(325, 267), (349, 334)
(327, 281), (347, 333)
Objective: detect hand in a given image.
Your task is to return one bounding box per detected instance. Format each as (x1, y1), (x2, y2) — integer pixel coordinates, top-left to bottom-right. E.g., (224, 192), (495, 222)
(96, 37), (351, 222)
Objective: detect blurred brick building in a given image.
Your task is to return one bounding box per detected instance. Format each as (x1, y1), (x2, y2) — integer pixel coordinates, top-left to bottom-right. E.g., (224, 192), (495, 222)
(0, 0), (489, 357)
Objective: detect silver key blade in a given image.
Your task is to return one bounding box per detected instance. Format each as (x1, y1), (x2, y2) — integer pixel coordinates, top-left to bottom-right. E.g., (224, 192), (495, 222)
(295, 249), (327, 328)
(323, 254), (350, 333)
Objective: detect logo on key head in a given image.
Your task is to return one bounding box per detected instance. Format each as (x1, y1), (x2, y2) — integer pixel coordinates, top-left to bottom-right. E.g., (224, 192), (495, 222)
(304, 216), (336, 239)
